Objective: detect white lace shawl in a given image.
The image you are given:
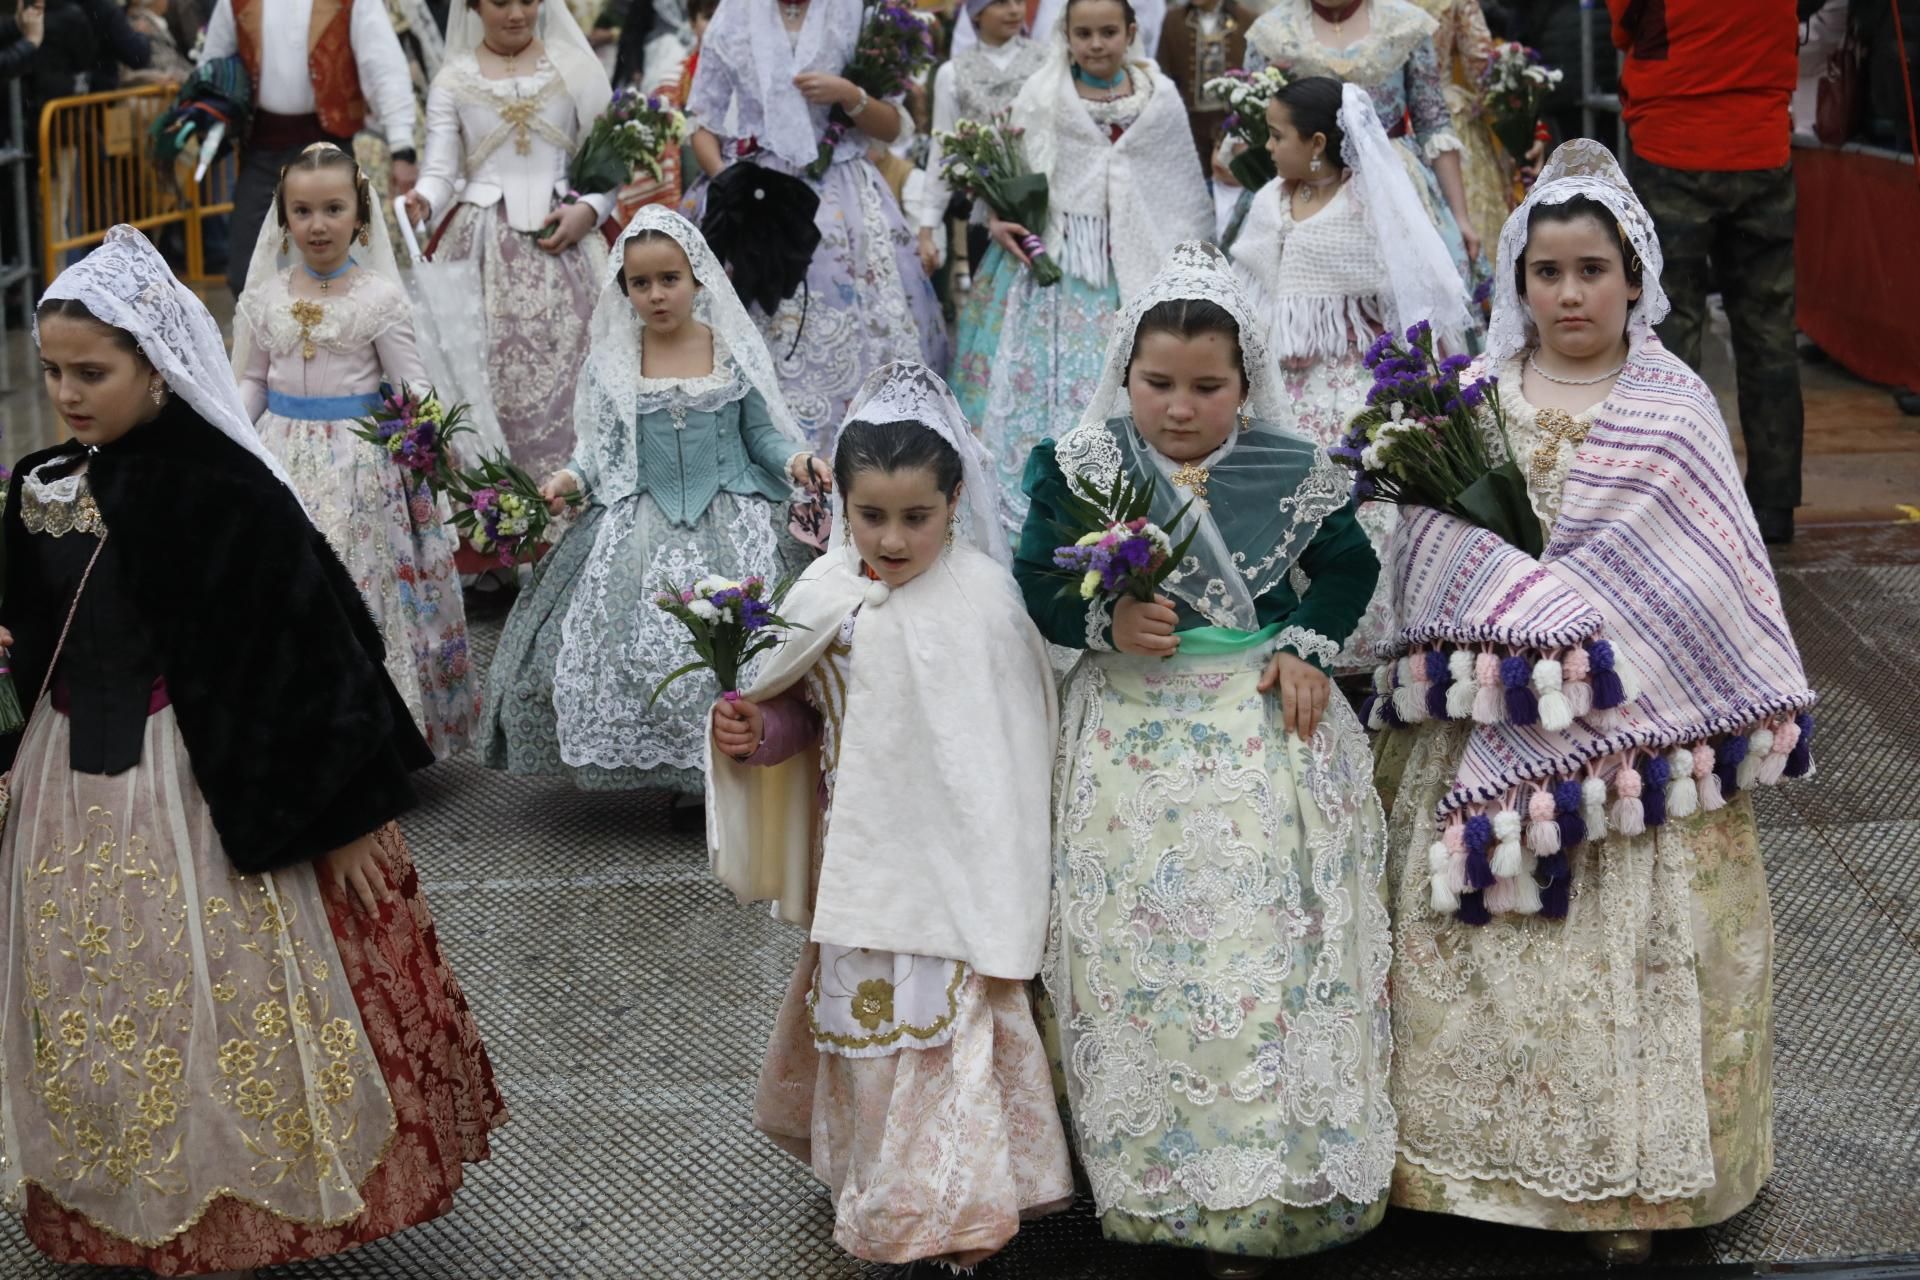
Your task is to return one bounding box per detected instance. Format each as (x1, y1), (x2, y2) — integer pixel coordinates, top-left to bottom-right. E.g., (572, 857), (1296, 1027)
(39, 226), (305, 509)
(697, 0), (863, 168)
(1231, 182), (1387, 362)
(1485, 140), (1670, 366)
(1011, 28), (1213, 299)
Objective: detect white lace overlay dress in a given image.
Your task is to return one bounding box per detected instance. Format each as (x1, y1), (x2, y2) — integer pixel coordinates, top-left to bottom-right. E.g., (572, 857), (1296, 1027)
(1378, 368), (1776, 1230)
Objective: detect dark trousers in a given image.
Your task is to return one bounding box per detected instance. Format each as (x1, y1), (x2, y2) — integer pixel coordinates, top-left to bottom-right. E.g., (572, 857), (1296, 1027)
(1634, 159), (1804, 512)
(226, 114), (352, 295)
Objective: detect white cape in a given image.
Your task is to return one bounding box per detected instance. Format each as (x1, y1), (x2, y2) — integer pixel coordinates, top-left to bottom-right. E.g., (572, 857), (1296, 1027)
(706, 543), (1057, 980)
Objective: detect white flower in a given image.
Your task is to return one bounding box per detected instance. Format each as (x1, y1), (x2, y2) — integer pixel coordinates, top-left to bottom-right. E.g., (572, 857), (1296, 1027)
(687, 599), (719, 623)
(1361, 444), (1386, 470)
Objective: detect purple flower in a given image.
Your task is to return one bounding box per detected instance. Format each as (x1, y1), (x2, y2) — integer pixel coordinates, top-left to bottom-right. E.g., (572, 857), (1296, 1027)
(1461, 378), (1490, 409)
(1353, 476), (1377, 500)
(1363, 331), (1394, 368)
(1404, 319), (1432, 346)
(1438, 353), (1472, 378)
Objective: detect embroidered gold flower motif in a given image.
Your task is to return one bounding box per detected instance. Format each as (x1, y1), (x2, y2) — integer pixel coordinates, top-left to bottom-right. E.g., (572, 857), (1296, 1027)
(145, 986), (175, 1010)
(105, 1148), (132, 1186)
(211, 980), (237, 1004)
(235, 1076), (278, 1118)
(75, 1120), (104, 1155)
(34, 1034), (57, 1073)
(77, 919), (112, 958)
(259, 897), (286, 936)
(136, 1083), (177, 1127)
(320, 1017), (357, 1060)
(273, 1106), (313, 1152)
(253, 1000), (288, 1039)
(58, 1010), (88, 1047)
(1170, 462), (1210, 500)
(318, 1060), (354, 1104)
(204, 897), (231, 916)
(851, 978), (895, 1031)
(41, 1079), (74, 1117)
(218, 1038), (258, 1078)
(38, 899), (56, 920)
(108, 1014), (136, 1052)
(290, 992), (312, 1028)
(31, 974), (50, 1001)
(143, 1046), (183, 1083)
(90, 1060), (110, 1086)
(123, 1127), (153, 1164)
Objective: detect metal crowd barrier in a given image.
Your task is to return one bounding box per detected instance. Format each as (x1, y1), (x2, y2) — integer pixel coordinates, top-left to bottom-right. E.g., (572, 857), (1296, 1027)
(36, 83), (238, 288)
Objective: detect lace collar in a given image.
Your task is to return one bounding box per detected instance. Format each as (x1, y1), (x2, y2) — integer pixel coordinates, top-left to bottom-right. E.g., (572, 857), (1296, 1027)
(632, 348), (751, 415)
(1245, 0), (1436, 86)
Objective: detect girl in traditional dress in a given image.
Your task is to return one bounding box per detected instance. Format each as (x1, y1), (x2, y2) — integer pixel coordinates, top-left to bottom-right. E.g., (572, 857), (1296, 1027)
(1230, 77), (1468, 670)
(1407, 0), (1513, 255)
(913, 0), (1047, 281)
(235, 143), (479, 761)
(481, 206), (825, 797)
(1372, 142), (1815, 1265)
(952, 0), (1213, 533)
(1239, 0), (1477, 275)
(1014, 241), (1391, 1278)
(685, 0), (947, 453)
(706, 363), (1074, 1268)
(402, 0), (615, 482)
(4, 225), (505, 1279)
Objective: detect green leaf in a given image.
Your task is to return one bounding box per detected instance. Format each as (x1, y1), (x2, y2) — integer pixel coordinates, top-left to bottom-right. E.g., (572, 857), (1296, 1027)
(1451, 462), (1546, 557)
(648, 661), (712, 708)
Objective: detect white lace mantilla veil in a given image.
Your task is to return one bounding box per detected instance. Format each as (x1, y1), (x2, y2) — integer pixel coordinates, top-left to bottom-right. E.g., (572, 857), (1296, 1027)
(229, 145), (409, 380)
(1337, 81), (1473, 352)
(1485, 139), (1670, 365)
(1059, 240), (1349, 631)
(700, 0), (863, 168)
(830, 361), (1012, 568)
(574, 204), (805, 499)
(443, 0), (612, 123)
(39, 226), (307, 511)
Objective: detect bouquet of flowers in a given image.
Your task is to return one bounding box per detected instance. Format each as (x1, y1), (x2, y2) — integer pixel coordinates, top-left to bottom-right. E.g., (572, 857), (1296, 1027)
(449, 456), (573, 567)
(934, 115), (1061, 286)
(1202, 66), (1289, 191)
(649, 574), (804, 705)
(349, 382), (472, 503)
(1049, 470), (1198, 605)
(542, 88), (688, 238)
(807, 0), (937, 179)
(1480, 42), (1562, 163)
(1330, 321), (1543, 557)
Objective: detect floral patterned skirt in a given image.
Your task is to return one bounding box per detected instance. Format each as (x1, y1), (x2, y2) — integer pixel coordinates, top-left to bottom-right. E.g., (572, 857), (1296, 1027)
(1043, 646), (1395, 1259)
(1376, 724), (1774, 1231)
(436, 201), (600, 482)
(754, 938), (1074, 1268)
(951, 247), (1121, 535)
(1276, 351), (1398, 672)
(259, 412), (478, 759)
(3, 703), (507, 1274)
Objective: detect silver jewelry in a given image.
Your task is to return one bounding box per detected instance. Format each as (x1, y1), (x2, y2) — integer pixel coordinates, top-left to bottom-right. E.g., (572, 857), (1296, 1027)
(846, 86), (870, 119)
(1309, 155), (1322, 172)
(1295, 174), (1339, 204)
(1528, 351), (1625, 386)
(149, 377), (167, 405)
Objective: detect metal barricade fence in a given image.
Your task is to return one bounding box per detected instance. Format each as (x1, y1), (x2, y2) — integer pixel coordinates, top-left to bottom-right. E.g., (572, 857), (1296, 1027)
(36, 83), (238, 288)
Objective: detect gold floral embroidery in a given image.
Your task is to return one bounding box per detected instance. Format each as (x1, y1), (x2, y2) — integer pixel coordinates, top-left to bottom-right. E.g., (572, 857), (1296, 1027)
(19, 477), (106, 538)
(144, 1045), (183, 1081)
(218, 1038), (258, 1078)
(273, 1106), (313, 1151)
(320, 1017), (357, 1059)
(288, 299), (325, 360)
(1530, 407), (1591, 489)
(851, 979), (895, 1030)
(58, 1009), (88, 1046)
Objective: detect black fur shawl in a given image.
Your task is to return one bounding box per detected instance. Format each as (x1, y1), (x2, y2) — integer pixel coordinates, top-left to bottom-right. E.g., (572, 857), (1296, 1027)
(0, 400), (434, 873)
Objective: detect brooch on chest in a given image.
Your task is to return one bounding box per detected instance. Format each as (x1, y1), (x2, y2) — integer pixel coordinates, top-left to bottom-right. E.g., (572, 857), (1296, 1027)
(288, 299), (326, 361)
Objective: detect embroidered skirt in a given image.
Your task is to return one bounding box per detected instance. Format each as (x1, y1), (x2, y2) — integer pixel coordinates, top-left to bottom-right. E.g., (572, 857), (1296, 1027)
(1043, 645), (1395, 1259)
(1375, 722), (1774, 1230)
(258, 409), (479, 760)
(1, 702), (507, 1273)
(951, 245), (1121, 535)
(435, 201), (600, 482)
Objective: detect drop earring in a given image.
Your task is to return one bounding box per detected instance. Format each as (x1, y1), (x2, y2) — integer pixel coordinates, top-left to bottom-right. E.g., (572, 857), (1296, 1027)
(1237, 405), (1251, 432)
(357, 222), (371, 246)
(945, 516), (956, 547)
(1310, 155), (1323, 173)
(280, 230), (290, 255)
(149, 377), (167, 405)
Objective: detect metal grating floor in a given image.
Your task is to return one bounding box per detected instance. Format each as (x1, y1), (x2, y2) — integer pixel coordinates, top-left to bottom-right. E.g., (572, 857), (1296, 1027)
(4, 524), (1917, 1279)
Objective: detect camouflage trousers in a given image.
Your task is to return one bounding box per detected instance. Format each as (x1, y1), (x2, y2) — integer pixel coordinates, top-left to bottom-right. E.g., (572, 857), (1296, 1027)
(1634, 160), (1804, 511)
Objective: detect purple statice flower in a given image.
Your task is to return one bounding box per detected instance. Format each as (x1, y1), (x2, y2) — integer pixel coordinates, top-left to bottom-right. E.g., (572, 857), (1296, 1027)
(1353, 475), (1377, 500)
(1363, 331), (1394, 368)
(1438, 353), (1473, 378)
(739, 597), (773, 630)
(1460, 378), (1490, 409)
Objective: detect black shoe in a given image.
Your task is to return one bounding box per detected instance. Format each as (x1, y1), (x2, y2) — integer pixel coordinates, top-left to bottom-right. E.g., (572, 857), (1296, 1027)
(1754, 507), (1794, 546)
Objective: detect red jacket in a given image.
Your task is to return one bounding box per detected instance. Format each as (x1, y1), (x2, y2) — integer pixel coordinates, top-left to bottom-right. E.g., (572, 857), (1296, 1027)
(1607, 0), (1797, 171)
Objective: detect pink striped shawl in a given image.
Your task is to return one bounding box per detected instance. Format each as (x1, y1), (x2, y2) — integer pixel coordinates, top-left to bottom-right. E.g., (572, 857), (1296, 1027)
(1379, 340), (1815, 880)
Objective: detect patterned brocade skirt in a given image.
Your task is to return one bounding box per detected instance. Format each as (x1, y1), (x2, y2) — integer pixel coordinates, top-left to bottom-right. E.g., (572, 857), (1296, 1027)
(435, 201), (600, 482)
(1, 702), (507, 1274)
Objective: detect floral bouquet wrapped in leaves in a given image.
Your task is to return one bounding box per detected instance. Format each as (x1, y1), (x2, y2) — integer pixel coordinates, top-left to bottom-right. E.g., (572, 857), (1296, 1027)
(1480, 42), (1562, 162)
(934, 115), (1061, 286)
(449, 456), (575, 567)
(807, 0), (937, 179)
(649, 574), (804, 704)
(1330, 320), (1543, 557)
(1202, 66), (1289, 192)
(350, 382), (472, 505)
(542, 88), (688, 238)
(1049, 469), (1197, 604)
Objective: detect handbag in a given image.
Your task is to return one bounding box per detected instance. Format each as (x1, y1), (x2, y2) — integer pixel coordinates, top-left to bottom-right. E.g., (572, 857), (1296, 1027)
(1815, 26), (1860, 146)
(0, 532), (110, 837)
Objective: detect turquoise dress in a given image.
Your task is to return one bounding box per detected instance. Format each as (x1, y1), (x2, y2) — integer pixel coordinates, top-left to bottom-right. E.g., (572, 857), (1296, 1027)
(480, 355), (798, 793)
(1015, 434), (1397, 1261)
